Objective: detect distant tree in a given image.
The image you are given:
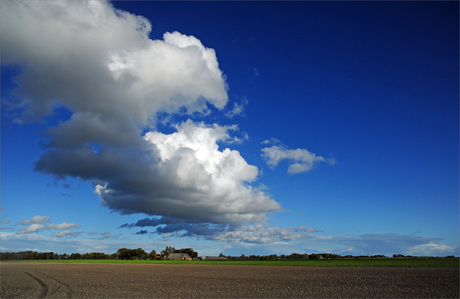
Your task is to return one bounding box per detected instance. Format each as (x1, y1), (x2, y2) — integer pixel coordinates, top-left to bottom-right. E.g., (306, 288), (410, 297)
(288, 253), (307, 259)
(81, 253), (92, 259)
(135, 248), (148, 260)
(70, 253), (81, 259)
(117, 248), (130, 260)
(149, 250), (157, 260)
(161, 246), (176, 258)
(38, 252), (54, 260)
(116, 248), (147, 260)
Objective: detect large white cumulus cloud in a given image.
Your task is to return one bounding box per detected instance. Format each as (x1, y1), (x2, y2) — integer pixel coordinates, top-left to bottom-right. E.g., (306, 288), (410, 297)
(1, 0), (227, 131)
(92, 120), (281, 224)
(1, 0), (282, 237)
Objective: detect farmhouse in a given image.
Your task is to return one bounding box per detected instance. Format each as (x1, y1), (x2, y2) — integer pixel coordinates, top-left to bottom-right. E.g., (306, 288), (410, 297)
(165, 253), (192, 260)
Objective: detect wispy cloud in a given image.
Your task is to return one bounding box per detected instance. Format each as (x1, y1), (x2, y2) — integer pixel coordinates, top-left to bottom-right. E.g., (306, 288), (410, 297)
(295, 226), (322, 233)
(17, 223), (81, 234)
(16, 216), (80, 235)
(17, 224), (45, 234)
(88, 232), (124, 240)
(98, 232), (112, 240)
(17, 215), (50, 225)
(87, 232), (113, 240)
(261, 138), (280, 145)
(52, 230), (83, 238)
(46, 223), (80, 230)
(225, 98), (248, 118)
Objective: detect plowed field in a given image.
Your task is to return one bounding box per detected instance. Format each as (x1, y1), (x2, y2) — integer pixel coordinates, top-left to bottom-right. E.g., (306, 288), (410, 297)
(1, 262), (458, 298)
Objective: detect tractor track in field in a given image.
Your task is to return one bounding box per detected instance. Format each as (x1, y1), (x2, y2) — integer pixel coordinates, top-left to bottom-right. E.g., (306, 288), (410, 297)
(23, 272), (48, 298)
(22, 270), (74, 298)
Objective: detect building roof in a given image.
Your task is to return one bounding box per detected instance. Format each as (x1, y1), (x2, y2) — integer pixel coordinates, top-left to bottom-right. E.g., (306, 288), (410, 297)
(166, 253), (191, 260)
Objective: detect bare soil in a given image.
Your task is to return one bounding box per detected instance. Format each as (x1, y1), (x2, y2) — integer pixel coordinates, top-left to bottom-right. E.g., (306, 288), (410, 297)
(1, 262), (458, 298)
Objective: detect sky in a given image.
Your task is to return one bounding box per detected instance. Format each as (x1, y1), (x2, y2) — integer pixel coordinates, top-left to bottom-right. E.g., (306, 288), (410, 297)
(1, 1), (458, 257)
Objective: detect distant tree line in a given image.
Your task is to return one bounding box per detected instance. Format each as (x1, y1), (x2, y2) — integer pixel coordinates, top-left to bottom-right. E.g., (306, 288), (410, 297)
(1, 249), (456, 261)
(0, 246), (198, 261)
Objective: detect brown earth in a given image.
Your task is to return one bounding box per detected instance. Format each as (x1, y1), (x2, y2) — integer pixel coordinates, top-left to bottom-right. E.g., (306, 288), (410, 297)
(1, 262), (458, 298)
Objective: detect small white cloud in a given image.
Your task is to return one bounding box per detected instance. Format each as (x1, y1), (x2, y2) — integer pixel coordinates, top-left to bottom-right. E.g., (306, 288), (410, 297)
(52, 230), (82, 238)
(46, 222), (80, 230)
(17, 224), (45, 234)
(17, 215), (51, 225)
(261, 138), (280, 145)
(3, 220), (10, 225)
(261, 145), (334, 174)
(87, 231), (112, 239)
(225, 98), (248, 118)
(16, 220), (80, 234)
(99, 232), (112, 240)
(295, 226), (321, 233)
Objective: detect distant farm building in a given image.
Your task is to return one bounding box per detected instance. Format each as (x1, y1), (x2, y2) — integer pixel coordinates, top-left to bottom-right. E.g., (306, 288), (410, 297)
(166, 253), (192, 260)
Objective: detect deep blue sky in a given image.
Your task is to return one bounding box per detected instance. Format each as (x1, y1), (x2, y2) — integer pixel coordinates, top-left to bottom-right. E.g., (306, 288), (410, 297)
(1, 1), (458, 257)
